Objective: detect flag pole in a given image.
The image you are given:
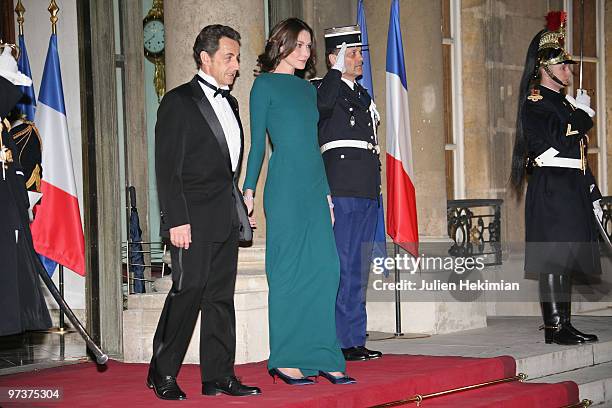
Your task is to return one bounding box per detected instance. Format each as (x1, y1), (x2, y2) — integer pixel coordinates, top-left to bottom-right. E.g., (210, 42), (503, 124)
(48, 0), (59, 35)
(58, 265), (67, 331)
(393, 243), (404, 337)
(15, 0), (25, 36)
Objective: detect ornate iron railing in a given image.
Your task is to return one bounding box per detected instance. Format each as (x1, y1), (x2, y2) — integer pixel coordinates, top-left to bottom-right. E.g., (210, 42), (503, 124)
(447, 199), (503, 266)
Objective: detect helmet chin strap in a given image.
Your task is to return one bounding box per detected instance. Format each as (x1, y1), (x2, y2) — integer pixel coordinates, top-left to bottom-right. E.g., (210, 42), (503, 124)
(543, 65), (568, 87)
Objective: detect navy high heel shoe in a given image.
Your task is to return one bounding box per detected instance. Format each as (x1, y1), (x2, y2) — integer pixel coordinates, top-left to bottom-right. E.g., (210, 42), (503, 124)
(317, 371), (356, 385)
(268, 368), (315, 386)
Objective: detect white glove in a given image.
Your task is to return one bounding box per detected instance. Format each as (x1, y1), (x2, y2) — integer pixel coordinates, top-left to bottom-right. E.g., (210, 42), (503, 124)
(370, 101), (381, 124)
(0, 46), (32, 86)
(575, 89), (591, 107)
(593, 199), (603, 223)
(565, 94), (595, 118)
(332, 42), (347, 74)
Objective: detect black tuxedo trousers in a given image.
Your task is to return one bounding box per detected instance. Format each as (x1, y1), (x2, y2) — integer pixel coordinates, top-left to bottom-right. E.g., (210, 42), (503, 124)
(151, 223), (239, 382)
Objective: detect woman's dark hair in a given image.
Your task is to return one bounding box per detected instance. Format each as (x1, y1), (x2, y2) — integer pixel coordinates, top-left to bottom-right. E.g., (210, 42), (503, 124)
(510, 30), (544, 192)
(257, 18), (316, 77)
(193, 25), (241, 68)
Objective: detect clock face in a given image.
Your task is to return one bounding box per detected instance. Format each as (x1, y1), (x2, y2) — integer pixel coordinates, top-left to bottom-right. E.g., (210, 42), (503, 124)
(144, 19), (165, 54)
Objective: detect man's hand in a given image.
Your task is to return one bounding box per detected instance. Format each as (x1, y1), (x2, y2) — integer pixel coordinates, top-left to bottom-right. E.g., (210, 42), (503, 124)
(576, 89), (591, 107)
(332, 42), (348, 74)
(566, 94), (595, 118)
(170, 224), (192, 249)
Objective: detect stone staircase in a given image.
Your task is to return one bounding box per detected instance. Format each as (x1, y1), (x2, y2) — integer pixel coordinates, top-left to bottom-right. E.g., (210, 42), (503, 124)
(122, 245), (612, 405)
(122, 242), (490, 365)
(522, 319), (612, 406)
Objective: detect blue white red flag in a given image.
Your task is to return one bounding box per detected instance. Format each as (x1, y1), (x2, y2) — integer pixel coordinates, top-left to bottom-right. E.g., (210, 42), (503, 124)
(31, 34), (85, 276)
(385, 0), (419, 256)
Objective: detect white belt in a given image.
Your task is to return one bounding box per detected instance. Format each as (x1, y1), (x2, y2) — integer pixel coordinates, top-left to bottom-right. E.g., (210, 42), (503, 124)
(534, 147), (583, 170)
(320, 140), (380, 154)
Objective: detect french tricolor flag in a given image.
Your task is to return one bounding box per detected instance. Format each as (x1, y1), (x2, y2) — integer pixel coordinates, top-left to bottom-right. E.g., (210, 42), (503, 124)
(31, 34), (85, 276)
(385, 0), (419, 256)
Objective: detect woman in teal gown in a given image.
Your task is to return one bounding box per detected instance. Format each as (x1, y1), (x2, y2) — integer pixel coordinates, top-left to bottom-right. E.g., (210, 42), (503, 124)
(243, 18), (351, 384)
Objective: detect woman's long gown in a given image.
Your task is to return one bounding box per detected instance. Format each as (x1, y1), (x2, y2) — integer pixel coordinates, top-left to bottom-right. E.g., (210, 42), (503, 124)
(243, 72), (345, 375)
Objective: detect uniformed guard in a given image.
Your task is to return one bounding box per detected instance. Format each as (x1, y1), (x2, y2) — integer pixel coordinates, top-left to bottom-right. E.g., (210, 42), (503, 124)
(0, 44), (51, 336)
(312, 25), (382, 361)
(511, 12), (600, 345)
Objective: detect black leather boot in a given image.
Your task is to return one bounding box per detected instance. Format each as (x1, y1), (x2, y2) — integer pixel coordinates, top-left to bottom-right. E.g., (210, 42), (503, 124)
(560, 275), (598, 343)
(539, 274), (584, 345)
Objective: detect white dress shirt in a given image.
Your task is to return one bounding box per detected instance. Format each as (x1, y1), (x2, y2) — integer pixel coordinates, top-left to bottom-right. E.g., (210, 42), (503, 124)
(197, 70), (241, 172)
(341, 77), (355, 90)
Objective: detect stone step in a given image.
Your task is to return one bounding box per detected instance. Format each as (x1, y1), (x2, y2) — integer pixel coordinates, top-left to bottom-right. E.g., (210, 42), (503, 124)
(531, 361), (612, 406)
(237, 244), (265, 264)
(151, 265), (267, 294)
(123, 268), (270, 365)
(515, 336), (612, 380)
(160, 245), (264, 269)
(575, 304), (612, 316)
(371, 316), (612, 381)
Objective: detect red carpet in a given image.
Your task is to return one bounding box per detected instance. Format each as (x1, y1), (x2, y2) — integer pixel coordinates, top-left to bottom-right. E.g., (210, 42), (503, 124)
(0, 355), (578, 407)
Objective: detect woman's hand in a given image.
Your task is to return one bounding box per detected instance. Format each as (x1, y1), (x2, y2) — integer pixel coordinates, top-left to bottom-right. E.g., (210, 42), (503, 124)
(243, 189), (255, 215)
(328, 195), (335, 227)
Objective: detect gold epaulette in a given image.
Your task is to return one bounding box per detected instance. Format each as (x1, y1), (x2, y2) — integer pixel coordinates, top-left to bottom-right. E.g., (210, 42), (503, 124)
(26, 163), (42, 191)
(527, 89), (543, 102)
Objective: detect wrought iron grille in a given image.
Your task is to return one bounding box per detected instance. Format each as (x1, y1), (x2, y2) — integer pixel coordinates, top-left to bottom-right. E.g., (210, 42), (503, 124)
(447, 199), (503, 266)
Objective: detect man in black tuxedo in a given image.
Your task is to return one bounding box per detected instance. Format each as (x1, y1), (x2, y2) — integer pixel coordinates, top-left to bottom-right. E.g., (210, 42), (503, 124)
(147, 25), (260, 400)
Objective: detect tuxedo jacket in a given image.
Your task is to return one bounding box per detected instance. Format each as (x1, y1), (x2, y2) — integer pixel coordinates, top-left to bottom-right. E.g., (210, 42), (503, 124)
(155, 75), (244, 243)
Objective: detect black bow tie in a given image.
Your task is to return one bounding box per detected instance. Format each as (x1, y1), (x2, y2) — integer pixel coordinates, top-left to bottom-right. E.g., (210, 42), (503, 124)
(197, 75), (230, 98)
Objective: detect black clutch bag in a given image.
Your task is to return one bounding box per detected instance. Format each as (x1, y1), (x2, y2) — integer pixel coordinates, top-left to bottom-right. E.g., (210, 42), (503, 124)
(232, 182), (253, 242)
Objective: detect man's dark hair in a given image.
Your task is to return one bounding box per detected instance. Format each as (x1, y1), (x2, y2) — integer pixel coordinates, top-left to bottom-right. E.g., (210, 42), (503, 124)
(193, 25), (241, 68)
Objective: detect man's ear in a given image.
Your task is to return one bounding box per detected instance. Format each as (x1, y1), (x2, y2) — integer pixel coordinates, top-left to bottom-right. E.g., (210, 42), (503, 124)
(200, 50), (211, 67)
(328, 53), (337, 66)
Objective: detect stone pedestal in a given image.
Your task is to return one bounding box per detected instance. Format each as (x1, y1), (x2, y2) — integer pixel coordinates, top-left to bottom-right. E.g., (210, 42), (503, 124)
(122, 246), (270, 364)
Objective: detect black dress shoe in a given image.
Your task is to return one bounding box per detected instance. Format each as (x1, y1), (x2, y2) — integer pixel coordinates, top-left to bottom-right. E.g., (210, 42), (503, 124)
(146, 371), (187, 400)
(356, 346), (383, 359)
(202, 375), (261, 397)
(342, 347), (369, 361)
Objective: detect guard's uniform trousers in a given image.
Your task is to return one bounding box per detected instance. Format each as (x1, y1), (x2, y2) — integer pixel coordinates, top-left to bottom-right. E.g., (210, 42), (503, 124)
(314, 69), (381, 349)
